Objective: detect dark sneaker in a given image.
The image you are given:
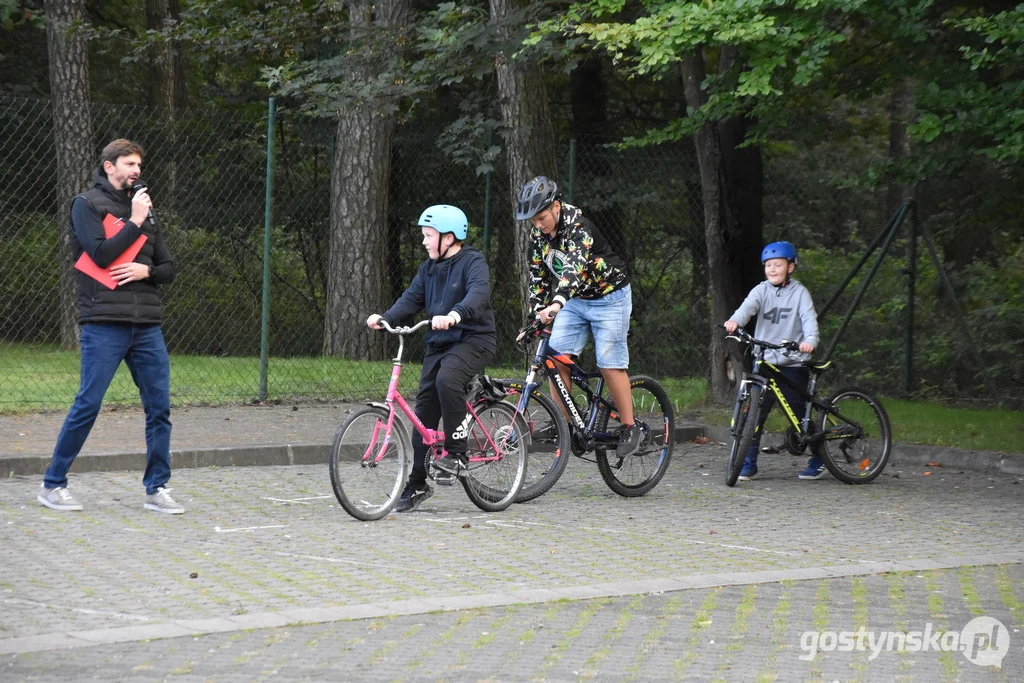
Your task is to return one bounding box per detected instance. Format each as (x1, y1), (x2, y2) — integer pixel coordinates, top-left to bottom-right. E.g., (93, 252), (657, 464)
(395, 483), (433, 513)
(616, 424), (642, 458)
(738, 461), (758, 481)
(433, 453), (468, 477)
(760, 445), (781, 454)
(799, 456), (827, 480)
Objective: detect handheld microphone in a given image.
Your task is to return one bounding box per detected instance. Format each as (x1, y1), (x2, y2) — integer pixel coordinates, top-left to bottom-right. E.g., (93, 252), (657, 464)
(130, 180), (155, 223)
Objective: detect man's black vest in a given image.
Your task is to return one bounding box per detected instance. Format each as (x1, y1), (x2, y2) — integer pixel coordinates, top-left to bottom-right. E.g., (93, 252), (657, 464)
(72, 172), (164, 325)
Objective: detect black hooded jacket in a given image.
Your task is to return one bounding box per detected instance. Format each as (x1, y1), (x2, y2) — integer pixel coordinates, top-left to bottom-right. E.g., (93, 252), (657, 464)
(381, 246), (496, 353)
(71, 168), (175, 324)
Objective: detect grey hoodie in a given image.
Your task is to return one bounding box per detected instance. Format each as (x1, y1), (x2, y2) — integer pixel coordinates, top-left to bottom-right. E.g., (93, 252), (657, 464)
(729, 279), (819, 366)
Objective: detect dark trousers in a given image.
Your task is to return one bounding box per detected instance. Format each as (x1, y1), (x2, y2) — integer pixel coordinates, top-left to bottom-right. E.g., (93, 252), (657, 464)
(744, 365), (809, 464)
(409, 342), (494, 486)
(44, 322), (172, 494)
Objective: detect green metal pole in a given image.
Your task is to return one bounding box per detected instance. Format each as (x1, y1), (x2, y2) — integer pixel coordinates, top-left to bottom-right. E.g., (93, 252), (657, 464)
(258, 97), (276, 402)
(483, 129), (492, 255)
(821, 212), (903, 363)
(903, 203), (917, 396)
(566, 138), (576, 203)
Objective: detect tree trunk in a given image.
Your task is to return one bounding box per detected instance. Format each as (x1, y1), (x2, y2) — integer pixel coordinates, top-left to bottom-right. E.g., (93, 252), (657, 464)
(886, 78), (914, 218)
(489, 0), (558, 318)
(147, 0), (186, 213)
(682, 49), (763, 404)
(44, 0), (93, 350)
(323, 0), (411, 359)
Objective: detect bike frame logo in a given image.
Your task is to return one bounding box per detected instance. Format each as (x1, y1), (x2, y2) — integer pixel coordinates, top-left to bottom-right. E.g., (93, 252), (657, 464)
(799, 617), (1010, 667)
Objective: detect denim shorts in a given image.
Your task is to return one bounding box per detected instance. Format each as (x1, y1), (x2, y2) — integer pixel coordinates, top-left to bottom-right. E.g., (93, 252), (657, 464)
(549, 284), (632, 369)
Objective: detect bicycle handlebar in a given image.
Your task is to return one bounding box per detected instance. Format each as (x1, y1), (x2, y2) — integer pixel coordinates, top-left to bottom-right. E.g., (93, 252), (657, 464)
(379, 319), (431, 335)
(723, 325), (800, 353)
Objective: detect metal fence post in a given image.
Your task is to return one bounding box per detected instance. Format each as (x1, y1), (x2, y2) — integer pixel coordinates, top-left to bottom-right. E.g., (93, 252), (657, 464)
(258, 97), (276, 402)
(483, 129), (492, 255)
(904, 203), (917, 396)
(566, 138), (576, 203)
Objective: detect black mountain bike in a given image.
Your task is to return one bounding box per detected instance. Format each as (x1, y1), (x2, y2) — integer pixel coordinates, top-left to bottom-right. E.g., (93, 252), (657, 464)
(503, 319), (675, 501)
(724, 326), (892, 486)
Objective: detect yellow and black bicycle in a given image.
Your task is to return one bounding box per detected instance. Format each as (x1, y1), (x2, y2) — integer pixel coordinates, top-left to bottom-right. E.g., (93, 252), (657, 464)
(724, 327), (892, 486)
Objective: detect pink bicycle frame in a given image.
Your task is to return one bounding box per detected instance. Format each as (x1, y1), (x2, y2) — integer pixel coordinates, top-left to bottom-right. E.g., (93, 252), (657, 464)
(360, 330), (510, 467)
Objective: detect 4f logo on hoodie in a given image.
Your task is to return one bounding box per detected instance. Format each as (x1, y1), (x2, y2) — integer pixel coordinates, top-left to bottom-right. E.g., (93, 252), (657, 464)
(763, 307), (792, 324)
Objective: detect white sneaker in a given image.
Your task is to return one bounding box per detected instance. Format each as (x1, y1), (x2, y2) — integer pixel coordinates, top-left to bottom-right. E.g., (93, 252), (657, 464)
(38, 486), (83, 511)
(144, 487), (185, 514)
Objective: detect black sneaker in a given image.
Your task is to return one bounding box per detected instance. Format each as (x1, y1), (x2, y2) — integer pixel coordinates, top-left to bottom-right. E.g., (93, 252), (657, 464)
(616, 424), (642, 458)
(395, 483), (433, 513)
(433, 452), (468, 477)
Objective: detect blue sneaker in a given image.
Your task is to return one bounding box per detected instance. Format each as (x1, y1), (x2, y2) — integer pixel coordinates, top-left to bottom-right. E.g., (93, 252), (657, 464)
(799, 456), (827, 480)
(738, 461), (758, 480)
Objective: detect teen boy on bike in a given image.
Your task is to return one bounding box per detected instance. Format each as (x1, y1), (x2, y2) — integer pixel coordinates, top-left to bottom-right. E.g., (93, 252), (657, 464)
(515, 176), (640, 458)
(367, 205), (496, 512)
(724, 241), (822, 480)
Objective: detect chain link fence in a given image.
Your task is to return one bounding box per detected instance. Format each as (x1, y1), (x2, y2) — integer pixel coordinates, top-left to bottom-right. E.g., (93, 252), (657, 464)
(1, 95), (1018, 411)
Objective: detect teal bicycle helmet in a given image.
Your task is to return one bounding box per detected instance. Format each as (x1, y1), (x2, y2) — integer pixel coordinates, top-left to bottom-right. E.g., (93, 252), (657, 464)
(418, 205), (468, 240)
(761, 241), (798, 267)
(515, 176), (559, 220)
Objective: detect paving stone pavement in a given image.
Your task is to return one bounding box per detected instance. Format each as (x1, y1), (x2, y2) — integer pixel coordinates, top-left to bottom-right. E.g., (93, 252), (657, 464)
(1, 439), (1023, 680)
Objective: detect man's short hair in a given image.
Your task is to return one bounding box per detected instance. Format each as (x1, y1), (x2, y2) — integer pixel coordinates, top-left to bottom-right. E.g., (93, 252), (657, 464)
(99, 139), (145, 175)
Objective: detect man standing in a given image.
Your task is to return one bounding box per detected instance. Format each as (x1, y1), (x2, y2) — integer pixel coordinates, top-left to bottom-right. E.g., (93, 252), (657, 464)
(516, 175), (640, 458)
(38, 139), (182, 514)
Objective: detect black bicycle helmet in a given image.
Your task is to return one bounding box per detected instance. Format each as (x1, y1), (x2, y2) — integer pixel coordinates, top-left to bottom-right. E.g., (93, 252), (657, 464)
(515, 176), (559, 220)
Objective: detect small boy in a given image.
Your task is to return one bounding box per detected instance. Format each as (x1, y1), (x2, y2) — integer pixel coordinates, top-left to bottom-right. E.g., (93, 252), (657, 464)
(367, 205), (496, 512)
(723, 241), (822, 480)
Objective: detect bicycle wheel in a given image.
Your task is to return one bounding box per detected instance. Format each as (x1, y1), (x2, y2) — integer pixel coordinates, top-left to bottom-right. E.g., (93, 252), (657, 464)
(461, 400), (528, 512)
(329, 406), (410, 521)
(729, 385), (763, 486)
(816, 387), (892, 484)
(725, 385), (761, 487)
(595, 375), (675, 497)
(506, 387), (571, 503)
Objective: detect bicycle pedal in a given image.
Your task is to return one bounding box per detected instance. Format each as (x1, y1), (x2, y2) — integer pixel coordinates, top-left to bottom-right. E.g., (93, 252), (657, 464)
(434, 472), (456, 487)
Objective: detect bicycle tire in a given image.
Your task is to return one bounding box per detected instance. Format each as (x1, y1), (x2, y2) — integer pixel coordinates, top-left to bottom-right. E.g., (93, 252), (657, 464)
(816, 387), (892, 484)
(461, 400), (528, 512)
(330, 406), (410, 521)
(729, 385), (762, 486)
(725, 385), (760, 486)
(507, 387), (571, 503)
(595, 375), (675, 497)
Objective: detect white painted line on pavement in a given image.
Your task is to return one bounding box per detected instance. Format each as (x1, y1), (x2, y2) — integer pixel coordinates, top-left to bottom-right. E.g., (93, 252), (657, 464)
(271, 550), (408, 571)
(261, 495), (333, 505)
(213, 524), (289, 533)
(1, 597), (151, 622)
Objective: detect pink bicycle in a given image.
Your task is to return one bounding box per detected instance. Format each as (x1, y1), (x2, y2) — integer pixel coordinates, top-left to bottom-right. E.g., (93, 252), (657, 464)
(329, 319), (528, 520)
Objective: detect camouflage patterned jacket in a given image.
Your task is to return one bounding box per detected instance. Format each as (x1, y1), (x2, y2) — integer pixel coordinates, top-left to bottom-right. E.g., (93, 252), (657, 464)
(528, 202), (629, 315)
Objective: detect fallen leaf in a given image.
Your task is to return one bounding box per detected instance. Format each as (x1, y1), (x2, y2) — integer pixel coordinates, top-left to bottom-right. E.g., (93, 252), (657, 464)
(923, 471), (932, 476)
(189, 572), (198, 579)
(462, 523), (471, 529)
(926, 460), (944, 467)
(695, 436), (710, 444)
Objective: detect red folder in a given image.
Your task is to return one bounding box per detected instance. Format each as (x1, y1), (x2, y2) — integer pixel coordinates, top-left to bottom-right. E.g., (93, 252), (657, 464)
(73, 214), (147, 290)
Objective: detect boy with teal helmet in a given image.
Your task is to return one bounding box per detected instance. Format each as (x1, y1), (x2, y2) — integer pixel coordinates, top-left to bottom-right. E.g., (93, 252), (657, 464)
(367, 205), (496, 511)
(724, 241), (824, 480)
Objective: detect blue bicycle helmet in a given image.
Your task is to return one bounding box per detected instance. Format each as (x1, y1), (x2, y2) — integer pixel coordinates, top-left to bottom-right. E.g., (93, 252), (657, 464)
(418, 205), (468, 240)
(761, 241), (798, 267)
(515, 176), (559, 220)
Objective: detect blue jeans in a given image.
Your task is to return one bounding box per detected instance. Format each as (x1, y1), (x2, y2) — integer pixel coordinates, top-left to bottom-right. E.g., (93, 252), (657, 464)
(548, 284), (632, 369)
(44, 323), (172, 494)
